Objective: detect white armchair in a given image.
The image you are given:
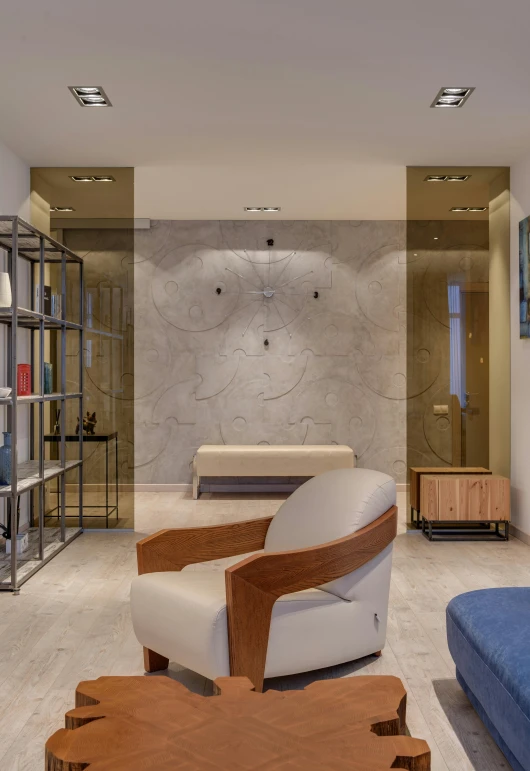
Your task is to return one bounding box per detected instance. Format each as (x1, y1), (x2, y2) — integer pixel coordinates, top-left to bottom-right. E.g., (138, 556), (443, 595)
(131, 468), (397, 691)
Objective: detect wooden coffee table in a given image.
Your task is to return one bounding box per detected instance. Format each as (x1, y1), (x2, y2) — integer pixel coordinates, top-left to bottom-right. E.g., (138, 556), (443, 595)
(46, 675), (430, 770)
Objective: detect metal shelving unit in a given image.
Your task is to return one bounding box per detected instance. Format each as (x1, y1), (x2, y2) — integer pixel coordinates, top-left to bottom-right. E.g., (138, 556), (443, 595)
(0, 216), (84, 593)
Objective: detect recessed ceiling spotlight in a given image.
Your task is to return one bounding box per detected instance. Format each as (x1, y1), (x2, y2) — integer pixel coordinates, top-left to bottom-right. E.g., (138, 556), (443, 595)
(69, 86), (112, 107)
(450, 207), (470, 212)
(431, 87), (475, 108)
(70, 175), (93, 183)
(468, 206), (488, 212)
(434, 237), (439, 240)
(244, 206), (281, 212)
(424, 174), (471, 183)
(425, 175), (448, 182)
(52, 206), (76, 212)
(92, 175), (115, 182)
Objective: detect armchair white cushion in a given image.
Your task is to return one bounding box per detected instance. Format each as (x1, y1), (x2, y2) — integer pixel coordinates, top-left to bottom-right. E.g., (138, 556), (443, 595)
(131, 468), (396, 686)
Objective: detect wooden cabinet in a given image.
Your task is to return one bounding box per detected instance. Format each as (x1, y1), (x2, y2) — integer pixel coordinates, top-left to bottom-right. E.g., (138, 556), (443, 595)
(410, 467), (491, 513)
(420, 475), (510, 523)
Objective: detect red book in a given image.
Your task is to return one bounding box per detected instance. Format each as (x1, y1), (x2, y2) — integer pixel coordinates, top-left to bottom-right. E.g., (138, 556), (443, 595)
(17, 364), (31, 396)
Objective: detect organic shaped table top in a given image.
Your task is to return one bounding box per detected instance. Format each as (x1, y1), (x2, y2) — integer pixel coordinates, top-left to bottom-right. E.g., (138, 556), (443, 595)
(45, 674), (430, 770)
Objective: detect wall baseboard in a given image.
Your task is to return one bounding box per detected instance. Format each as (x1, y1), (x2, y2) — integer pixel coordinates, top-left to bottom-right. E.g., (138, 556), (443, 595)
(510, 523), (530, 546)
(134, 484), (192, 492)
(69, 482), (409, 494)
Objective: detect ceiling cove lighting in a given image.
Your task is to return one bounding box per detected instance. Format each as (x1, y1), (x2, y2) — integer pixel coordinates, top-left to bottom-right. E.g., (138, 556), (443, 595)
(424, 174), (471, 183)
(244, 207), (282, 212)
(431, 87), (475, 108)
(51, 206), (75, 212)
(69, 86), (112, 107)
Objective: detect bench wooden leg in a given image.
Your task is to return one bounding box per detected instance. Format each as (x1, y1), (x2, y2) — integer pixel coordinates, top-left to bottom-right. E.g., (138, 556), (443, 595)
(143, 647), (169, 673)
(373, 650), (382, 658)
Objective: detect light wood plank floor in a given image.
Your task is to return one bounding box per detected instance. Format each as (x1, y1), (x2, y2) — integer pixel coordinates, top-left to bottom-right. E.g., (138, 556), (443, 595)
(0, 491), (522, 770)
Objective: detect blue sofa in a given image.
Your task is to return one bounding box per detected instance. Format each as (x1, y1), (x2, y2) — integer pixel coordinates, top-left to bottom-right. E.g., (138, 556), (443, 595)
(447, 588), (530, 771)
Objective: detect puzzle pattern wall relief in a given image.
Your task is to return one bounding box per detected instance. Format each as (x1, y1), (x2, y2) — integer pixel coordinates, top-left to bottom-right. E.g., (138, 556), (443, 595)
(134, 220), (413, 483)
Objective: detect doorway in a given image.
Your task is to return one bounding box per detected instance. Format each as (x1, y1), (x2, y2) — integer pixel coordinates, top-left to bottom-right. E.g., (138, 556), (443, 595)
(406, 166), (510, 508)
(450, 286), (489, 468)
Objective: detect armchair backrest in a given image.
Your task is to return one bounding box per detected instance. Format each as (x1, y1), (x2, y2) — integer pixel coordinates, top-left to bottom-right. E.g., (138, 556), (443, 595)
(263, 467), (396, 599)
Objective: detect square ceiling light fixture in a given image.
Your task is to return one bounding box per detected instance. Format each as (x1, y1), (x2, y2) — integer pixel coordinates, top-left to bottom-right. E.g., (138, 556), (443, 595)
(431, 87), (475, 108)
(51, 206), (75, 212)
(69, 86), (112, 107)
(70, 175), (93, 183)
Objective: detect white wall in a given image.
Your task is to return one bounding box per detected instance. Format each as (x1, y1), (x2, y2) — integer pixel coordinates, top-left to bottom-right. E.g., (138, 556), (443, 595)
(510, 153), (530, 539)
(0, 139), (30, 531)
(134, 163), (406, 221)
(0, 138), (30, 219)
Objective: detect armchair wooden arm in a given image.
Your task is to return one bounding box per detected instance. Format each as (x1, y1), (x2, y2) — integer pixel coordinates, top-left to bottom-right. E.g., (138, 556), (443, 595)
(225, 505), (397, 691)
(136, 516), (274, 575)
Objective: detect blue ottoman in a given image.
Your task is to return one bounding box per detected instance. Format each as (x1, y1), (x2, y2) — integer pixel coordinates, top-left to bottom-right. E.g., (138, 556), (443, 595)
(447, 588), (530, 771)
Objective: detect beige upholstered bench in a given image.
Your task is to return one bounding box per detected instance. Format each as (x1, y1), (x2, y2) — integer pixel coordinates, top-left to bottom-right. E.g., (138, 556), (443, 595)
(192, 444), (355, 499)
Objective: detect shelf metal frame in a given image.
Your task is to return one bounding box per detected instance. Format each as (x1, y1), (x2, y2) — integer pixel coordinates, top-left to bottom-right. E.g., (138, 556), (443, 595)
(0, 216), (84, 592)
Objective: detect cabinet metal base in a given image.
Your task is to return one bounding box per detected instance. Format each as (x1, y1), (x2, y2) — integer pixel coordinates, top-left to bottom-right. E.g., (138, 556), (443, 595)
(421, 518), (510, 542)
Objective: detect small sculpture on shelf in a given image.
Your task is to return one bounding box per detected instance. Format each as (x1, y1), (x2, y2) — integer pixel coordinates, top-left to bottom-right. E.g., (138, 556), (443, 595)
(76, 411), (97, 436)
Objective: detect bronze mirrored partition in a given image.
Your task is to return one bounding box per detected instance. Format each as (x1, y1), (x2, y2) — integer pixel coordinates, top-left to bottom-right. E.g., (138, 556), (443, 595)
(38, 168), (135, 530)
(406, 167), (510, 528)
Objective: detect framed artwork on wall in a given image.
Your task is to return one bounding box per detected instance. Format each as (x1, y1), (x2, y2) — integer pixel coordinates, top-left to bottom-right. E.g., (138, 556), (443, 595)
(520, 215), (530, 337)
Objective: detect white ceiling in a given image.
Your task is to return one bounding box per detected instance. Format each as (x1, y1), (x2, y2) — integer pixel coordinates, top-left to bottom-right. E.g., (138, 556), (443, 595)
(1, 0), (529, 218)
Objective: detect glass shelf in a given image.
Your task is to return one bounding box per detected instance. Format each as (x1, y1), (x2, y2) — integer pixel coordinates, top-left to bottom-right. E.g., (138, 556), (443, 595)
(0, 460), (82, 496)
(0, 307), (82, 330)
(0, 392), (82, 406)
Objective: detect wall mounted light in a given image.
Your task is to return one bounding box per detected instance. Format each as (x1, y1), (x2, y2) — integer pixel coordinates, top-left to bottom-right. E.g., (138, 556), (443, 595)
(431, 87), (475, 108)
(69, 86), (112, 107)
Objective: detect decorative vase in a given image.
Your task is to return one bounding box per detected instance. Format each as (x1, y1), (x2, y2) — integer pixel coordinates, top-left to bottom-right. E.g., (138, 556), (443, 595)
(0, 432), (12, 485)
(0, 272), (12, 308)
